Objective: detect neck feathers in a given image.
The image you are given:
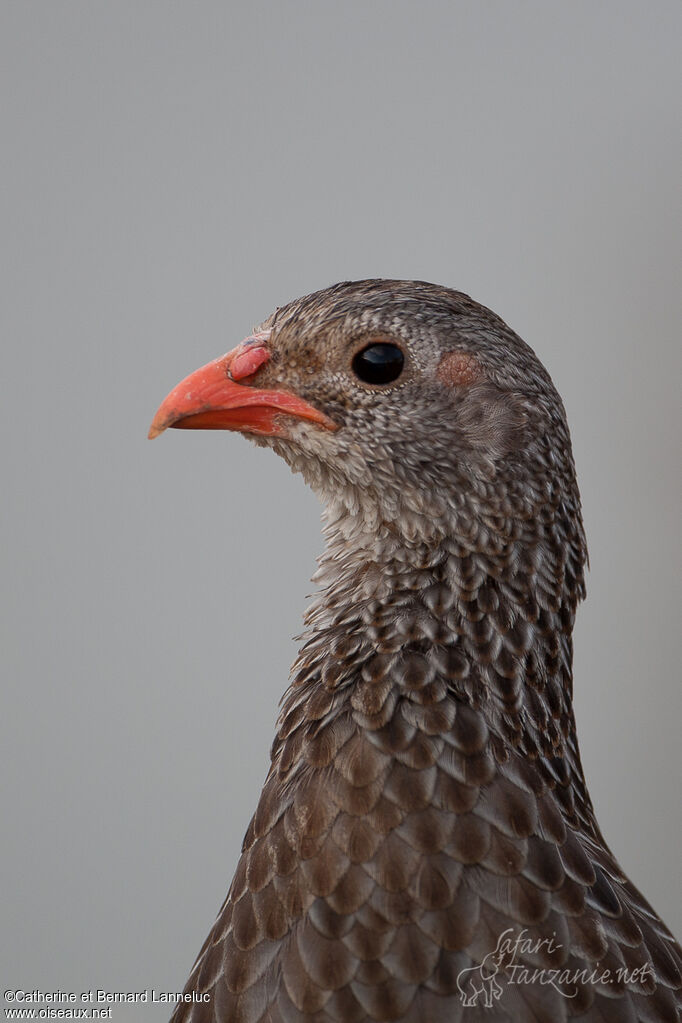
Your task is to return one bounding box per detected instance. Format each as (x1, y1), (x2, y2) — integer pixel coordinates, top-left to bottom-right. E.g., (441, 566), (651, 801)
(275, 492), (591, 826)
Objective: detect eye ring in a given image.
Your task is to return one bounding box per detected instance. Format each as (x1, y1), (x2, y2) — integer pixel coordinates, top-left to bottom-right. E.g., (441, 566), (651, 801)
(352, 342), (405, 386)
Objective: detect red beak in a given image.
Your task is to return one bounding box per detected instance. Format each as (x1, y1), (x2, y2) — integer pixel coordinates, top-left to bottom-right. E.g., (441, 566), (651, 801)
(148, 339), (337, 440)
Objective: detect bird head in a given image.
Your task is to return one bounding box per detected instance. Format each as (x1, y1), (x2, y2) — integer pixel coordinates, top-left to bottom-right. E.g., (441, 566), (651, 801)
(149, 279), (586, 577)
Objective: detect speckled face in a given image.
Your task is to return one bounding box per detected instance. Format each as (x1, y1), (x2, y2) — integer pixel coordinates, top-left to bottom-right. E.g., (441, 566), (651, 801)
(149, 278), (584, 556)
(242, 280), (575, 542)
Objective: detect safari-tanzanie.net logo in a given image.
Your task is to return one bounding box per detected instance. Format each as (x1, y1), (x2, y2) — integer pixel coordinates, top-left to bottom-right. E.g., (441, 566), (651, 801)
(455, 927), (652, 1008)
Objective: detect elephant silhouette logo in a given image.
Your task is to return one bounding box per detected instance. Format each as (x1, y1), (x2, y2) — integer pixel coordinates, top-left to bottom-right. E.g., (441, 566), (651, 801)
(456, 927), (569, 1007)
(456, 948), (505, 1008)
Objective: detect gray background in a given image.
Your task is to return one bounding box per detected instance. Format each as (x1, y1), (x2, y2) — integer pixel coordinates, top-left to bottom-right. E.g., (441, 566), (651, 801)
(2, 2), (680, 1019)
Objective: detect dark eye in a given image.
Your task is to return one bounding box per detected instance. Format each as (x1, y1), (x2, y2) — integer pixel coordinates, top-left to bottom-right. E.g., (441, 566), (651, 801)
(352, 343), (405, 385)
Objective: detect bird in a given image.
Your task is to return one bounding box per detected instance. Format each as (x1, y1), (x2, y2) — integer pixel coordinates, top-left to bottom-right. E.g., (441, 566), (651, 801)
(149, 280), (681, 1022)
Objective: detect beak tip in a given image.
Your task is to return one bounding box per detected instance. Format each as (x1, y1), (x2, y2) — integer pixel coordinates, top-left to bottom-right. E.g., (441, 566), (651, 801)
(148, 420), (166, 439)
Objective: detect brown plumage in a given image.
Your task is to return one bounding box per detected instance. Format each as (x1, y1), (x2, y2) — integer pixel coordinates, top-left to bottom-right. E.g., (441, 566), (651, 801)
(150, 280), (681, 1021)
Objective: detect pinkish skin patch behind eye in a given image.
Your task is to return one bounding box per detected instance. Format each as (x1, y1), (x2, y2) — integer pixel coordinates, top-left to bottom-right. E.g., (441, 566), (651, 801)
(437, 350), (484, 387)
(229, 331), (272, 381)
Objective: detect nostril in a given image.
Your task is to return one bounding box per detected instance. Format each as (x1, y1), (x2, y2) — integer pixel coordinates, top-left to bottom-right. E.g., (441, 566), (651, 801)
(229, 344), (270, 381)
